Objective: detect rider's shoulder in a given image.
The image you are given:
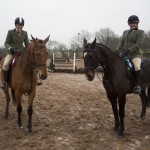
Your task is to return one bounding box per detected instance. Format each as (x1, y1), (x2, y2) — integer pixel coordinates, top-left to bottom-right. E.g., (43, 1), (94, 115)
(7, 29), (15, 33)
(22, 30), (28, 34)
(137, 29), (144, 33)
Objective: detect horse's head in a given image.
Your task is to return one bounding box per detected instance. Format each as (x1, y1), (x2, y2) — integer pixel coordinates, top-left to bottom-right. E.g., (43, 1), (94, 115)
(83, 38), (98, 81)
(30, 35), (50, 80)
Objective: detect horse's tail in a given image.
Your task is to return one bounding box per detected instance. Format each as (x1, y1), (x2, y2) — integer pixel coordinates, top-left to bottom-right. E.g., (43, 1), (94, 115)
(146, 86), (150, 108)
(11, 89), (16, 106)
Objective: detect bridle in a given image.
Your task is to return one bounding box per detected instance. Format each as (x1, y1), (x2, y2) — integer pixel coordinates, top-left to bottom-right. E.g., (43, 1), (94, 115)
(84, 48), (101, 71)
(84, 48), (103, 81)
(32, 45), (47, 69)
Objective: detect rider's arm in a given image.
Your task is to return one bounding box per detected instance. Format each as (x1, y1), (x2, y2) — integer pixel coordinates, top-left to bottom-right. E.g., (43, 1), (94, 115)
(128, 30), (144, 53)
(24, 31), (29, 48)
(4, 30), (12, 50)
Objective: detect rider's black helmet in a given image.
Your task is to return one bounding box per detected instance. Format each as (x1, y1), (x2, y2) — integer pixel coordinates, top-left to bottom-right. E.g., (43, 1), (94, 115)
(128, 15), (139, 24)
(15, 17), (24, 26)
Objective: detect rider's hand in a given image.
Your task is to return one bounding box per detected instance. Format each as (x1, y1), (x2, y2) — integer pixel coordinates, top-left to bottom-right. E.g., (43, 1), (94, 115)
(8, 47), (14, 55)
(123, 50), (128, 56)
(114, 49), (119, 55)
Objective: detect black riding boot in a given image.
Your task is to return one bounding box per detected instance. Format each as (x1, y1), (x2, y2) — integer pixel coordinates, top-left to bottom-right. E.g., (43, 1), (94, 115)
(0, 70), (9, 90)
(134, 70), (141, 94)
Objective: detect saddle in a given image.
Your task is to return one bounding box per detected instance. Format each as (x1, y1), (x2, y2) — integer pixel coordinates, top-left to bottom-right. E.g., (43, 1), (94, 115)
(11, 51), (20, 70)
(122, 55), (134, 73)
(122, 55), (144, 84)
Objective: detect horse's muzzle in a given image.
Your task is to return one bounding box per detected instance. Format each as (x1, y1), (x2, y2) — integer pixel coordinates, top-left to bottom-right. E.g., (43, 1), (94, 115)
(84, 70), (95, 81)
(39, 74), (47, 80)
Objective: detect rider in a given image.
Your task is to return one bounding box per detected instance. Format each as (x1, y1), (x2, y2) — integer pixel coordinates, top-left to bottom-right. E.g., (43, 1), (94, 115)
(1, 17), (43, 90)
(115, 15), (144, 94)
(0, 17), (29, 90)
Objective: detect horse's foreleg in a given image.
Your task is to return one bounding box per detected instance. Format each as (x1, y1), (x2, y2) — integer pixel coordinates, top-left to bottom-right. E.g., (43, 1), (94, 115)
(107, 94), (120, 132)
(17, 105), (22, 128)
(15, 91), (22, 128)
(118, 94), (126, 137)
(27, 106), (33, 133)
(139, 90), (147, 118)
(27, 90), (35, 133)
(3, 89), (10, 119)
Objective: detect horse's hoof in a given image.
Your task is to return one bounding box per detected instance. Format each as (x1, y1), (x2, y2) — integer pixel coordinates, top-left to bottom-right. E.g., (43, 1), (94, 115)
(147, 104), (150, 108)
(5, 115), (9, 120)
(140, 114), (145, 120)
(117, 132), (124, 138)
(113, 126), (118, 132)
(5, 113), (9, 119)
(13, 102), (17, 107)
(28, 128), (32, 133)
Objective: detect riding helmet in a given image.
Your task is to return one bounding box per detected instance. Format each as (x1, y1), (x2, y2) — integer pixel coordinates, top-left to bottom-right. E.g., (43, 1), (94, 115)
(128, 15), (139, 23)
(15, 17), (24, 26)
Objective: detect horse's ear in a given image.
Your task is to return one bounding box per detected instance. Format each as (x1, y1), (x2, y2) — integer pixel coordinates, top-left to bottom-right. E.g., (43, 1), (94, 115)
(92, 38), (96, 48)
(83, 39), (87, 47)
(31, 34), (37, 44)
(43, 35), (50, 44)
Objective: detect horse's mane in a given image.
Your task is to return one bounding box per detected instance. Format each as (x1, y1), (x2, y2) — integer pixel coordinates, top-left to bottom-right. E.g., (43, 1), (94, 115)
(96, 43), (115, 56)
(96, 43), (112, 51)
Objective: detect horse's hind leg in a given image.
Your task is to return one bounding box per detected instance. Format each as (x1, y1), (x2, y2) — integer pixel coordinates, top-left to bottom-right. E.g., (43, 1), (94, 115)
(11, 89), (16, 106)
(3, 89), (10, 119)
(147, 86), (150, 107)
(139, 89), (147, 118)
(118, 94), (126, 137)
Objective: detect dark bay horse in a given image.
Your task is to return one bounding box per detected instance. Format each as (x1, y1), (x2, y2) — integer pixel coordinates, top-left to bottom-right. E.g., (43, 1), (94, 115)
(83, 38), (150, 137)
(0, 35), (49, 132)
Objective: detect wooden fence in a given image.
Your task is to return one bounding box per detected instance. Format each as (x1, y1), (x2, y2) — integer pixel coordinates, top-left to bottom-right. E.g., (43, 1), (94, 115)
(50, 53), (84, 73)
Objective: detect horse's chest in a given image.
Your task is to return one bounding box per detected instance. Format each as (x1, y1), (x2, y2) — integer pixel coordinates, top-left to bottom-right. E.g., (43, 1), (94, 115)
(103, 80), (113, 92)
(12, 74), (36, 93)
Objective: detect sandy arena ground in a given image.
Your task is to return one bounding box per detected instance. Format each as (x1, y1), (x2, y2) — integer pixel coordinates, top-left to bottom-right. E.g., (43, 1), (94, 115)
(0, 73), (150, 150)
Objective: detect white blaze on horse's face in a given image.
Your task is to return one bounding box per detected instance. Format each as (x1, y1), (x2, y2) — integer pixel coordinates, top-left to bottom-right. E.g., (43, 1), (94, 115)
(84, 52), (87, 58)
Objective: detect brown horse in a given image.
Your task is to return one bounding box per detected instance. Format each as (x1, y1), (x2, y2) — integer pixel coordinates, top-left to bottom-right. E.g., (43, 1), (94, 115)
(0, 35), (49, 132)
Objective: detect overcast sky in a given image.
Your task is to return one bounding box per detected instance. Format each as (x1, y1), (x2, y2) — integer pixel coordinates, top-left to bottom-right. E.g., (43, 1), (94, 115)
(0, 0), (149, 47)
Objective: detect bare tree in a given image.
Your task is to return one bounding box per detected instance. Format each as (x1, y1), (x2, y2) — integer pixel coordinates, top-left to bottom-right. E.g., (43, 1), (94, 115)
(95, 28), (119, 50)
(143, 30), (150, 53)
(70, 30), (92, 57)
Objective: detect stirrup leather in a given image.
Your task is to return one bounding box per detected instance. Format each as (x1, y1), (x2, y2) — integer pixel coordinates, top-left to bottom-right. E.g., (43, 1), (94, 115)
(0, 81), (8, 90)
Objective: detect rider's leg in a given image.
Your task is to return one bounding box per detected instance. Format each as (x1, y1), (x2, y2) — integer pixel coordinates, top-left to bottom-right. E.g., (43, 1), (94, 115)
(0, 54), (13, 90)
(131, 57), (142, 94)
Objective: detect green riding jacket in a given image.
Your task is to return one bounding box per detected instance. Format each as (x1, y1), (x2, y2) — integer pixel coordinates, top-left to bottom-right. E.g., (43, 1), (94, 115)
(116, 29), (144, 59)
(4, 29), (29, 53)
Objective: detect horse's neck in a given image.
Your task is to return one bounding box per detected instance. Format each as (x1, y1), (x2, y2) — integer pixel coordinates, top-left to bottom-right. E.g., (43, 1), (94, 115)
(97, 45), (117, 65)
(97, 45), (125, 74)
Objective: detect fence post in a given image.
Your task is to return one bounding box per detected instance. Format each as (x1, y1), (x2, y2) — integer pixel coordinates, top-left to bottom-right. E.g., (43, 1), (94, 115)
(73, 53), (76, 72)
(53, 53), (55, 65)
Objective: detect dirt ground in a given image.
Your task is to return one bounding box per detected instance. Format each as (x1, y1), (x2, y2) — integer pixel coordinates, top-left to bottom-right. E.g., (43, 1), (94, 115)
(0, 73), (150, 150)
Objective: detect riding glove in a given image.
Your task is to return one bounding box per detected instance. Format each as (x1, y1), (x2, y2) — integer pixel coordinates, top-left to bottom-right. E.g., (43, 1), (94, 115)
(8, 47), (14, 55)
